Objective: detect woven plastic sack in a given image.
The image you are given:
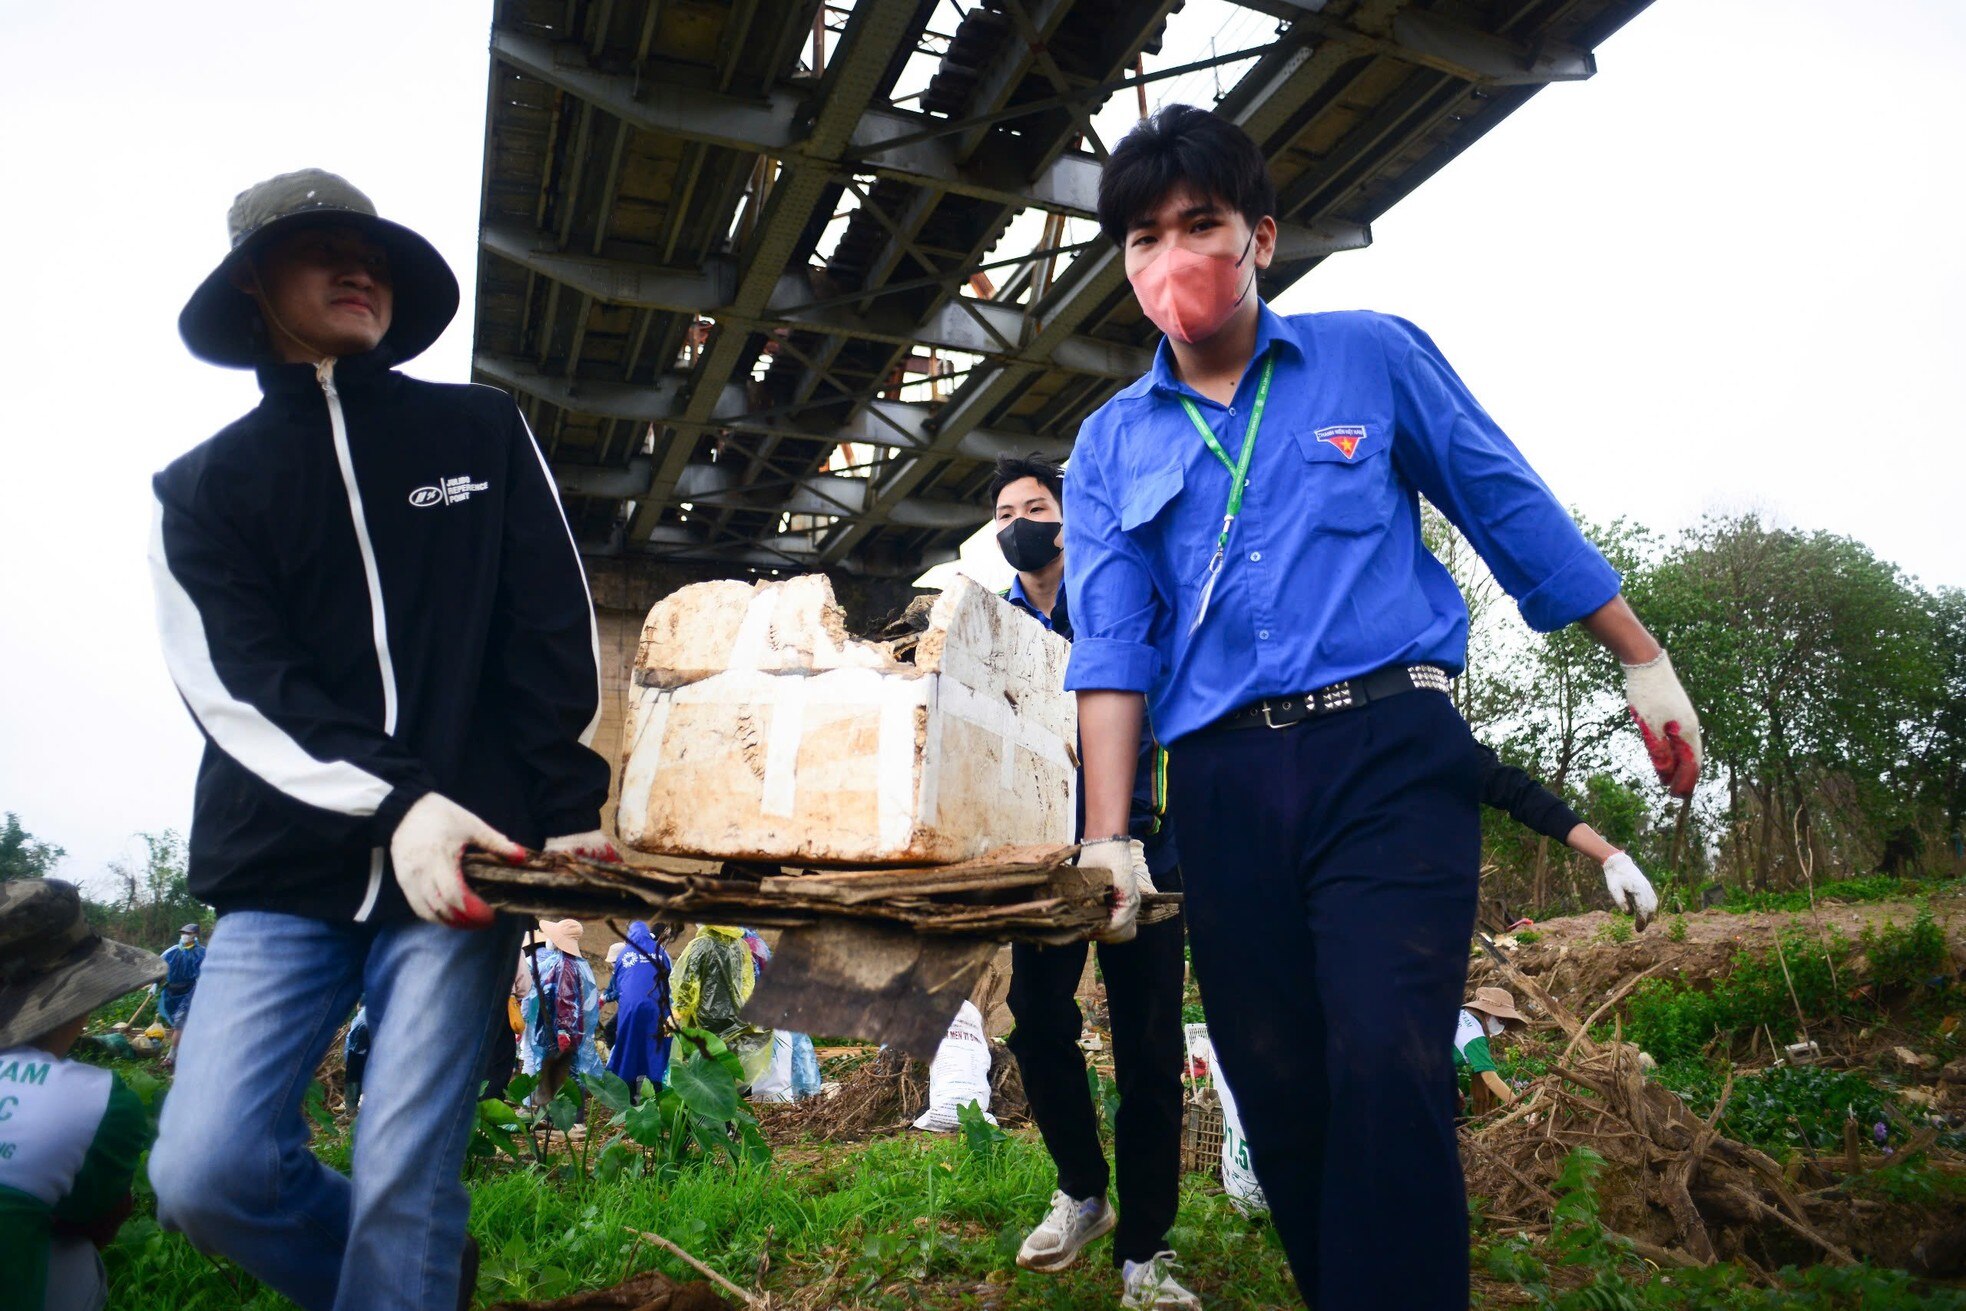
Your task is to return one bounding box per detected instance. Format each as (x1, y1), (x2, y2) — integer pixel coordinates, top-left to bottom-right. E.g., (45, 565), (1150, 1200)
(912, 1002), (995, 1132)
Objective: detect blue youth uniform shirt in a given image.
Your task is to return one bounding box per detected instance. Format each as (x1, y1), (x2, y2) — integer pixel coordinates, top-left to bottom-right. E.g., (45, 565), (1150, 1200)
(1062, 303), (1620, 744)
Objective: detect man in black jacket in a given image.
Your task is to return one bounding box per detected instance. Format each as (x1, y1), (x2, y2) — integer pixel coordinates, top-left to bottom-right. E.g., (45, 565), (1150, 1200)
(144, 170), (614, 1311)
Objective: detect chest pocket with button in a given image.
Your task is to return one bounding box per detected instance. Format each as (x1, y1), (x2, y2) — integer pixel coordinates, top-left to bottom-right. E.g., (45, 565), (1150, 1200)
(1289, 420), (1396, 536)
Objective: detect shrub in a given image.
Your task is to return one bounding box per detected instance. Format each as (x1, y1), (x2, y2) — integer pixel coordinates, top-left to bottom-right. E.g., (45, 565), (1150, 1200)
(1861, 910), (1947, 991)
(1624, 928), (1855, 1061)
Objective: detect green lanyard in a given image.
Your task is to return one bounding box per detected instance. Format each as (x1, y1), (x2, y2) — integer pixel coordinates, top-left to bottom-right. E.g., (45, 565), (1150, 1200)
(1177, 349), (1275, 632)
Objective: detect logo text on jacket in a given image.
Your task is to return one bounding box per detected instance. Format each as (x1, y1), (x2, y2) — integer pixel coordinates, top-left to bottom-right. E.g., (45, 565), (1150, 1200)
(409, 474), (489, 508)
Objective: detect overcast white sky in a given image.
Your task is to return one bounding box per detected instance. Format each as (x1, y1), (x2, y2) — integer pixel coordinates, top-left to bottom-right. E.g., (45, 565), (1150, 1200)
(1, 1), (1960, 889)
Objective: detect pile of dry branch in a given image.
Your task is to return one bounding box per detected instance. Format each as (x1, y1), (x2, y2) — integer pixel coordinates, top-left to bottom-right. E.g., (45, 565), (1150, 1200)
(760, 1048), (1029, 1143)
(1461, 964), (1966, 1275)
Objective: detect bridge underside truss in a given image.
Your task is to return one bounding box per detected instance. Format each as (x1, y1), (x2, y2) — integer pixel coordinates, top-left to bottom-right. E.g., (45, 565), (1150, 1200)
(474, 0), (1651, 578)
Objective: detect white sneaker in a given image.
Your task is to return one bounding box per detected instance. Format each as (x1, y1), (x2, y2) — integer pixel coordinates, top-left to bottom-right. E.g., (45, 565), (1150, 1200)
(1122, 1251), (1202, 1309)
(1015, 1189), (1115, 1271)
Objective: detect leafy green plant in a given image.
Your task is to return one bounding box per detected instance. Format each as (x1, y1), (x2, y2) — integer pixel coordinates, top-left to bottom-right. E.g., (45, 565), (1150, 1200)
(957, 1099), (1008, 1164)
(471, 1028), (767, 1183)
(1086, 1067), (1121, 1137)
(1594, 917), (1635, 946)
(1668, 915), (1689, 943)
(1860, 910), (1946, 991)
(1624, 927), (1855, 1062)
(1658, 1059), (1900, 1156)
(1720, 876), (1917, 916)
(1515, 929), (1542, 944)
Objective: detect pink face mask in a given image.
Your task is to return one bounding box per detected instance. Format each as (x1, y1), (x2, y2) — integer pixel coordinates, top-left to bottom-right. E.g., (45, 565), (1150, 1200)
(1128, 230), (1256, 344)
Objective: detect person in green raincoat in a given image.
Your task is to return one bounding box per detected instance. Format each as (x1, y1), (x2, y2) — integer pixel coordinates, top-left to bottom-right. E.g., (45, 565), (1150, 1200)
(670, 925), (772, 1083)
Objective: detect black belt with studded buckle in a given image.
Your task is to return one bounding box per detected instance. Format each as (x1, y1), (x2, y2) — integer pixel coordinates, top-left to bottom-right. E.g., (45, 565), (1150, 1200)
(1197, 663), (1453, 736)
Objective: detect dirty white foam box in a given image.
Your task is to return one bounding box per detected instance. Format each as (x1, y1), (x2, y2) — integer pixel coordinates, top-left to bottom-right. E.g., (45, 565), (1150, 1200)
(616, 573), (1076, 866)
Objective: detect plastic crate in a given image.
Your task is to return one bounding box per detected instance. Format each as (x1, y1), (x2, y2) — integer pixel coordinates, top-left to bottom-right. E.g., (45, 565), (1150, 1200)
(1181, 1088), (1224, 1179)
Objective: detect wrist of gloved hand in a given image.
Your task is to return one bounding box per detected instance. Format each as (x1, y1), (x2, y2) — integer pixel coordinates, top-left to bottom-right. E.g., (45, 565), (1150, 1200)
(1623, 649), (1702, 799)
(389, 793), (525, 929)
(1602, 850), (1658, 930)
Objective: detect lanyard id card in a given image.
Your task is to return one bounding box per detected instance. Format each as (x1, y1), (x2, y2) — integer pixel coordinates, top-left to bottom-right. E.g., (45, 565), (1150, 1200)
(1178, 349), (1275, 634)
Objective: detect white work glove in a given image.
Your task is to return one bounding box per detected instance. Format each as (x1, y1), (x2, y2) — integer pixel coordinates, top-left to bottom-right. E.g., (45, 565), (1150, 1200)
(389, 793), (525, 929)
(1623, 649), (1702, 799)
(1079, 837), (1155, 944)
(1602, 851), (1658, 931)
(545, 830), (621, 862)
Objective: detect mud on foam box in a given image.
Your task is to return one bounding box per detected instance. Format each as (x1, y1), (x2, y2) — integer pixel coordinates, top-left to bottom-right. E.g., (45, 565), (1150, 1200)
(616, 574), (1077, 866)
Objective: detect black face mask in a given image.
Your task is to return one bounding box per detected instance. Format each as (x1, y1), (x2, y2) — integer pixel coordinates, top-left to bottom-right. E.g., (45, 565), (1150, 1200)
(996, 516), (1063, 572)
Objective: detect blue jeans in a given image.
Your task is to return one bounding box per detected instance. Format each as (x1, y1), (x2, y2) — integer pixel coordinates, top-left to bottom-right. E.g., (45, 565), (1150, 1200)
(149, 911), (518, 1311)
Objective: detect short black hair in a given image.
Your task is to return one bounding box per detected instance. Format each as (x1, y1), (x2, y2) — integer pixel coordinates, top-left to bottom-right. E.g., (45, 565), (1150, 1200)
(1095, 104), (1277, 246)
(987, 454), (1064, 509)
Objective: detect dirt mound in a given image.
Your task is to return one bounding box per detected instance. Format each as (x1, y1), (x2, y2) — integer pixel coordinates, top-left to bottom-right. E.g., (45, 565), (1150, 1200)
(760, 1046), (1029, 1143)
(485, 1269), (732, 1309)
(1470, 896), (1966, 1016)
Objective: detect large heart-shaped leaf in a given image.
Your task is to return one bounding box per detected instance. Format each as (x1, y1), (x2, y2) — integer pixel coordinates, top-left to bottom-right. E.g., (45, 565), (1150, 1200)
(586, 1070), (633, 1114)
(670, 1049), (740, 1122)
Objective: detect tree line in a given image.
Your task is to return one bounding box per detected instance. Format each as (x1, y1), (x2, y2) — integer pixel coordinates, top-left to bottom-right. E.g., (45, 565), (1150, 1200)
(2, 814), (206, 948)
(1434, 510), (1965, 920)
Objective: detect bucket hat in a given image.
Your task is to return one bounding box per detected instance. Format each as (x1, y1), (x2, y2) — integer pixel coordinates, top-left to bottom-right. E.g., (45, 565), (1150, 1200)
(538, 918), (585, 957)
(0, 881), (166, 1050)
(179, 168), (459, 368)
(1464, 986), (1526, 1027)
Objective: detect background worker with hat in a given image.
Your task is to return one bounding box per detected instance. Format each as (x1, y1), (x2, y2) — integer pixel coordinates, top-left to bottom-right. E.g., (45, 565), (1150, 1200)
(150, 920), (204, 1068)
(0, 879), (166, 1311)
(1455, 988), (1529, 1115)
(144, 169), (614, 1311)
(523, 919), (603, 1110)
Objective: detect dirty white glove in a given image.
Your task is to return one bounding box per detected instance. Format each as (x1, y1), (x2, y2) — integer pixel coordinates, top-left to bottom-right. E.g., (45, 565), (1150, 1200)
(390, 793), (524, 928)
(1079, 837), (1154, 944)
(1623, 650), (1702, 799)
(1603, 851), (1658, 931)
(545, 830), (621, 861)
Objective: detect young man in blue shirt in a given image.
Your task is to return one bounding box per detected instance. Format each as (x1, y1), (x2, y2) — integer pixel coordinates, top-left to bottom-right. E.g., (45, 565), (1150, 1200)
(988, 456), (1196, 1309)
(1062, 106), (1702, 1310)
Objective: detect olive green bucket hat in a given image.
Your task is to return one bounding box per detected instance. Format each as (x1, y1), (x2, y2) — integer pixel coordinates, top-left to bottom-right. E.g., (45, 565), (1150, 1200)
(0, 880), (165, 1050)
(178, 168), (459, 369)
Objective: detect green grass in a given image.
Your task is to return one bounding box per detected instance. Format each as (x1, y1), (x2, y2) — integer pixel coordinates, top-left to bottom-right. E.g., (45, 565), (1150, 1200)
(1715, 876), (1936, 916)
(107, 1127), (1300, 1309)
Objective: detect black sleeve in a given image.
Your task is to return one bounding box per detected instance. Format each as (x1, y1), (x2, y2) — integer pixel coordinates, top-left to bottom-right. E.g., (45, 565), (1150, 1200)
(493, 408), (613, 838)
(150, 472), (432, 843)
(1475, 744), (1585, 845)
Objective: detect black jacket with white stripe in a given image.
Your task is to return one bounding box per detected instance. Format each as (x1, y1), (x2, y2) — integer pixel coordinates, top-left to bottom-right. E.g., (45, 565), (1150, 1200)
(150, 353), (610, 922)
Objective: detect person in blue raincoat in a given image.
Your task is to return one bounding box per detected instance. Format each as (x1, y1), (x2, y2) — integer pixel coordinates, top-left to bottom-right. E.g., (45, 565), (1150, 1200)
(604, 921), (674, 1099)
(153, 922), (204, 1068)
(523, 918), (603, 1109)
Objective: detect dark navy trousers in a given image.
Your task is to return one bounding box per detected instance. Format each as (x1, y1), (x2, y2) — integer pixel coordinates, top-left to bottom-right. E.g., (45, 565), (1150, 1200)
(1167, 689), (1481, 1310)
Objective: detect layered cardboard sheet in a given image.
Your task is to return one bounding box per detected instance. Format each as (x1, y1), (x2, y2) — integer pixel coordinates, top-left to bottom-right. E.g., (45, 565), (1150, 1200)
(617, 574), (1075, 865)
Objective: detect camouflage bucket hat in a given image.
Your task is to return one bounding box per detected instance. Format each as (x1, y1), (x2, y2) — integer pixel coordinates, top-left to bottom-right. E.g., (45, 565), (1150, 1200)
(0, 880), (166, 1050)
(178, 168), (460, 369)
